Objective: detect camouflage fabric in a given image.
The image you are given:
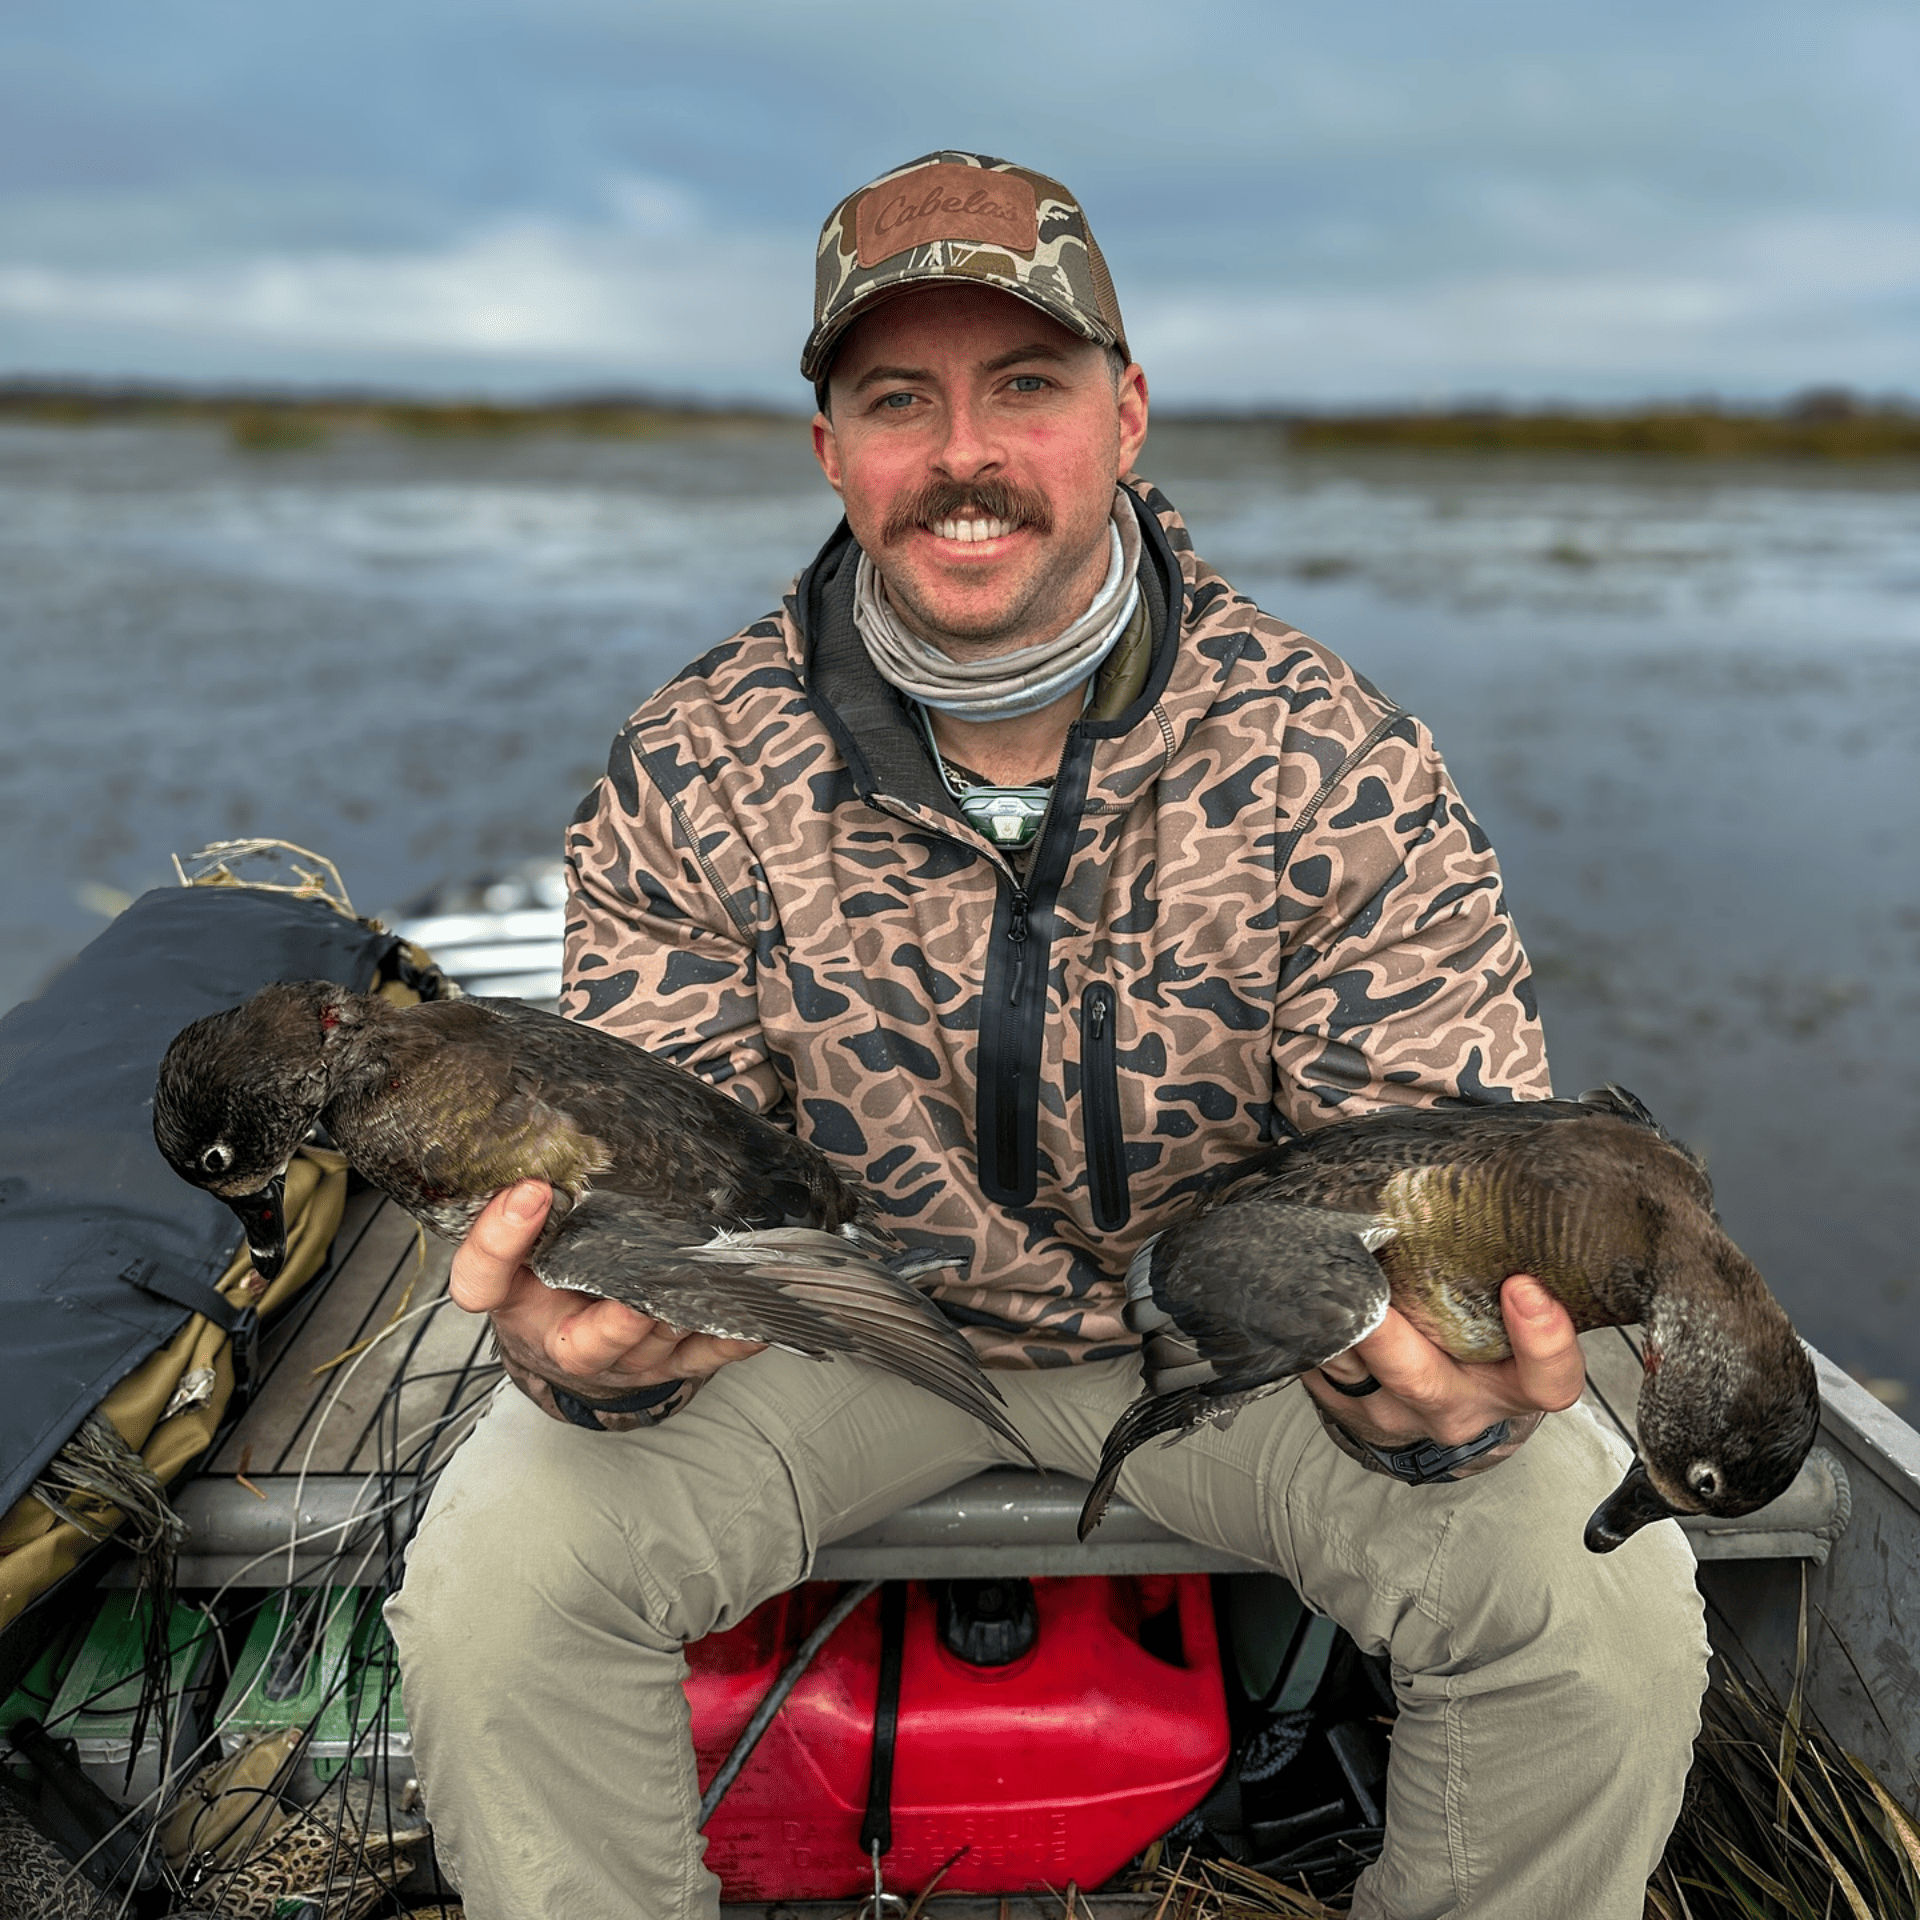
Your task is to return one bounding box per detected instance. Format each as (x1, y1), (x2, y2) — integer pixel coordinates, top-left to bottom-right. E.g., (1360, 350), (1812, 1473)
(0, 1796), (113, 1920)
(525, 478), (1550, 1428)
(174, 1804), (412, 1919)
(801, 150), (1127, 383)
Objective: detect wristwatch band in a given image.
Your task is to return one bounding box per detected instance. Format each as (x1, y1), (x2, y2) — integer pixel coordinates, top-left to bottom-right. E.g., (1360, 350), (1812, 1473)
(552, 1378), (685, 1431)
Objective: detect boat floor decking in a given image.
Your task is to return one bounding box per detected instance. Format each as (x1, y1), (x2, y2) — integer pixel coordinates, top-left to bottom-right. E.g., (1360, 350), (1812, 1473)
(167, 1183), (495, 1593)
(147, 1179), (1850, 1594)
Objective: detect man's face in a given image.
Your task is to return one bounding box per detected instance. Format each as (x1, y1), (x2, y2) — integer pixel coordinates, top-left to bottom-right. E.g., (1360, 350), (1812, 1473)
(813, 284), (1148, 657)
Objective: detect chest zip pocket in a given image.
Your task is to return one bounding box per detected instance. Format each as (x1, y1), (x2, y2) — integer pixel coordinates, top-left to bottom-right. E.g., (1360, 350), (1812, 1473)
(1080, 982), (1131, 1231)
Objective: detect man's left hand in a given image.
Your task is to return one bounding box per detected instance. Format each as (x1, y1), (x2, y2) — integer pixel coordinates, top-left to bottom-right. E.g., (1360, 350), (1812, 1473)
(1305, 1276), (1585, 1468)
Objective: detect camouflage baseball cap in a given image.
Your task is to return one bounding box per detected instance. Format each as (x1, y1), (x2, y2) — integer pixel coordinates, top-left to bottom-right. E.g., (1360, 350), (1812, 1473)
(802, 151), (1129, 386)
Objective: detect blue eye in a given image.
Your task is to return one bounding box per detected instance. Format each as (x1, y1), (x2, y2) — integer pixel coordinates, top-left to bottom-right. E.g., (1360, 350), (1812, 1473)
(881, 391), (916, 409)
(1010, 375), (1048, 393)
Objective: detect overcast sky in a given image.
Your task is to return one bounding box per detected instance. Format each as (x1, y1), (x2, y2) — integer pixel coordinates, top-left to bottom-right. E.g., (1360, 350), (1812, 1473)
(2, 0), (1915, 407)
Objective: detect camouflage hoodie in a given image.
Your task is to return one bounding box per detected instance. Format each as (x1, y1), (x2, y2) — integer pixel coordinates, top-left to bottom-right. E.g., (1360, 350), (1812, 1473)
(526, 478), (1551, 1423)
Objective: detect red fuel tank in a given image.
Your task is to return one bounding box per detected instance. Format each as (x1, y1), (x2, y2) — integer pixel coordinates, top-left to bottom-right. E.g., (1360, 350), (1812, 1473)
(685, 1575), (1229, 1900)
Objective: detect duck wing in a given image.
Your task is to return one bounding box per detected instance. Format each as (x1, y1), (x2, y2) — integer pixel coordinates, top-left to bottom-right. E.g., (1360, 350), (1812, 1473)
(1138, 1201), (1395, 1380)
(1078, 1203), (1392, 1538)
(537, 1196), (1033, 1462)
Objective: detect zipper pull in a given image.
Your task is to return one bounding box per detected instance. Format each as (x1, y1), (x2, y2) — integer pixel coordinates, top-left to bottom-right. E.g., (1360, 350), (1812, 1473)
(1007, 889), (1030, 1006)
(1088, 991), (1107, 1040)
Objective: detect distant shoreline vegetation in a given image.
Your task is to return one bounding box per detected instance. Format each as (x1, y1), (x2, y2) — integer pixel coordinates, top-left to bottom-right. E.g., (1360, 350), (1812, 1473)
(0, 380), (789, 448)
(1, 379), (1917, 460)
(1276, 389), (1920, 460)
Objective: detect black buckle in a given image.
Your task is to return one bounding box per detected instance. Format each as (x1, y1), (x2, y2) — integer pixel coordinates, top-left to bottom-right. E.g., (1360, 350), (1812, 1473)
(1357, 1419), (1513, 1485)
(228, 1303), (261, 1408)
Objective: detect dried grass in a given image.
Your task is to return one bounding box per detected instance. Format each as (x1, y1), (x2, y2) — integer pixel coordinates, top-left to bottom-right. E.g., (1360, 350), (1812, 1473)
(1128, 1843), (1349, 1919)
(1126, 1581), (1920, 1920)
(1647, 1580), (1920, 1920)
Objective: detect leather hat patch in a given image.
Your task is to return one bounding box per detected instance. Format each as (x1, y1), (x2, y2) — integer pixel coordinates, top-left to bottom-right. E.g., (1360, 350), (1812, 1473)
(855, 162), (1039, 269)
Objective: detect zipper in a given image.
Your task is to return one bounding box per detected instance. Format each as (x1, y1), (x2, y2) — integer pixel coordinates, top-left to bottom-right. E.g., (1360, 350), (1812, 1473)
(975, 727), (1091, 1208)
(1006, 888), (1031, 1006)
(985, 878), (1038, 1201)
(862, 788), (1049, 1206)
(797, 502), (1185, 1217)
(1080, 982), (1131, 1230)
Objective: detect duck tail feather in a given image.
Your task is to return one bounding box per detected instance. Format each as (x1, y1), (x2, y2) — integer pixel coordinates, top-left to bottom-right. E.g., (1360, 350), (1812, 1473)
(543, 1257), (859, 1357)
(699, 1228), (964, 1289)
(749, 1259), (1035, 1466)
(537, 1210), (861, 1355)
(1576, 1083), (1662, 1130)
(546, 1210), (1028, 1459)
(834, 1221), (970, 1280)
(1078, 1385), (1212, 1540)
(882, 1246), (968, 1285)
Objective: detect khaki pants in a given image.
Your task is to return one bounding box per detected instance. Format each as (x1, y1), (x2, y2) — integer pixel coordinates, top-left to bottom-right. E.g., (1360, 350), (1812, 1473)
(387, 1351), (1706, 1919)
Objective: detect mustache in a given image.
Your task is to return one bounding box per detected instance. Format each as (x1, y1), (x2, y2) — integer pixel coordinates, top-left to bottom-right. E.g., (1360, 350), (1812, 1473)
(880, 479), (1054, 546)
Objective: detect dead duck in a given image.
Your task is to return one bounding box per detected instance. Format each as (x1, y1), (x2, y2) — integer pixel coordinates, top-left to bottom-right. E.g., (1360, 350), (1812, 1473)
(152, 980), (1028, 1455)
(1079, 1087), (1818, 1551)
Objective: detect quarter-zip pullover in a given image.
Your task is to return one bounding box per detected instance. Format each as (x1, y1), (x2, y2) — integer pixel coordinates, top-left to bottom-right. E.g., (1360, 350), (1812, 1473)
(552, 476), (1548, 1402)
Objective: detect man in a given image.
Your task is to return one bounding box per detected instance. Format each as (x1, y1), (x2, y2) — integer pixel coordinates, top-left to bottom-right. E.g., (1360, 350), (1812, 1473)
(387, 153), (1707, 1918)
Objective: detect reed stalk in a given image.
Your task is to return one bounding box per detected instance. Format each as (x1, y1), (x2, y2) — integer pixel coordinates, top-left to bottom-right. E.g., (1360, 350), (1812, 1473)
(1647, 1577), (1918, 1920)
(1129, 1591), (1920, 1920)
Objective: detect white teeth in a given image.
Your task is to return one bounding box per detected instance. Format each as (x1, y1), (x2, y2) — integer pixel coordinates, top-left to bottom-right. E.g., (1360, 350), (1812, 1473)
(931, 516), (1014, 543)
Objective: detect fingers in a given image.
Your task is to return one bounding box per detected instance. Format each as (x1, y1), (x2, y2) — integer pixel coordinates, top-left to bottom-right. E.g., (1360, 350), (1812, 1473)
(1309, 1276), (1591, 1456)
(664, 1333), (770, 1379)
(448, 1179), (768, 1394)
(1500, 1275), (1586, 1412)
(448, 1184), (676, 1381)
(546, 1294), (673, 1377)
(544, 1300), (765, 1385)
(448, 1181), (552, 1314)
(1345, 1308), (1495, 1443)
(1317, 1350), (1376, 1391)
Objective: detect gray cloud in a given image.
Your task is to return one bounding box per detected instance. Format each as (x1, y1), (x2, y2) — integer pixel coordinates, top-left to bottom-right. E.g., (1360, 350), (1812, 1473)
(1, 0), (1914, 402)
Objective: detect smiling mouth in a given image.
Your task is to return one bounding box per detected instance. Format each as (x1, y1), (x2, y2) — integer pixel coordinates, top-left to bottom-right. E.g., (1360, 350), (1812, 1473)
(931, 516), (1016, 543)
(883, 480), (1052, 548)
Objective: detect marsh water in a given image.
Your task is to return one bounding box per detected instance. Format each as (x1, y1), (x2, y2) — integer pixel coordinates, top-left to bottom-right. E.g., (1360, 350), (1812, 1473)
(2, 416), (1916, 1390)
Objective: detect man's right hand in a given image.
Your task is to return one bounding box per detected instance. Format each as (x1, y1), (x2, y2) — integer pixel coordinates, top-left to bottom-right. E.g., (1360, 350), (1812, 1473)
(449, 1180), (767, 1397)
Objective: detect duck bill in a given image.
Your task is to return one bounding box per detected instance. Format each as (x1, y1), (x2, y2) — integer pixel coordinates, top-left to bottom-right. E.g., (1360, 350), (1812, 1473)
(224, 1174), (288, 1282)
(1584, 1459), (1685, 1553)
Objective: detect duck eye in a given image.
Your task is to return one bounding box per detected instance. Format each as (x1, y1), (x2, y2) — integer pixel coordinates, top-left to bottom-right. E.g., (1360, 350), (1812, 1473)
(200, 1144), (235, 1175)
(1687, 1462), (1722, 1499)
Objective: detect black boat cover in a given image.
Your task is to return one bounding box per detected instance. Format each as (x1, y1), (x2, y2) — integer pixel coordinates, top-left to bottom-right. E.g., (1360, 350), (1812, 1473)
(0, 886), (396, 1518)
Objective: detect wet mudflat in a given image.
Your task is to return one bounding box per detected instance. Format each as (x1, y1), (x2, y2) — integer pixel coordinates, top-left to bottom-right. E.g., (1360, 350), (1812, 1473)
(1, 416), (1914, 1389)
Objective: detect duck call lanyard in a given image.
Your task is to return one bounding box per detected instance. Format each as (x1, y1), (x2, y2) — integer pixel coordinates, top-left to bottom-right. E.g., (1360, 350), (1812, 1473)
(916, 701), (1055, 850)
